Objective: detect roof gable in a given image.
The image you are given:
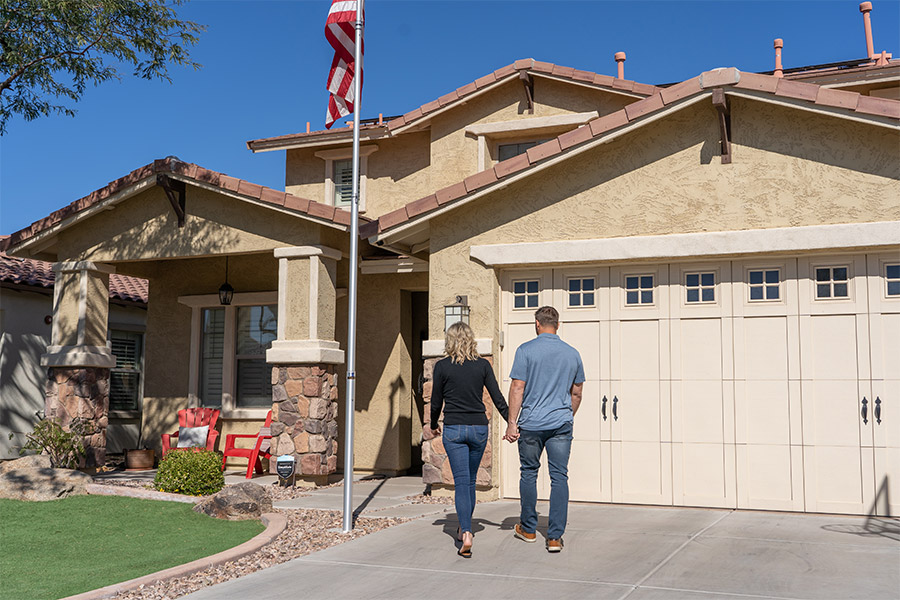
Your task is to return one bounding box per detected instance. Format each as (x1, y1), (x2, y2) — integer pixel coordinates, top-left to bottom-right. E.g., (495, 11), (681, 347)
(2, 157), (368, 255)
(364, 67), (900, 242)
(247, 58), (659, 152)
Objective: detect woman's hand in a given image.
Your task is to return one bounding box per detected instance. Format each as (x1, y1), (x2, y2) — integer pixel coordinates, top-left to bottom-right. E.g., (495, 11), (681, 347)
(503, 422), (519, 442)
(430, 425), (441, 437)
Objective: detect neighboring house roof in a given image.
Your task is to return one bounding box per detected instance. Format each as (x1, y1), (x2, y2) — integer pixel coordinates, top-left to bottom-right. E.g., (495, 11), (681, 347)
(0, 157), (370, 254)
(363, 67), (900, 241)
(246, 58), (660, 152)
(0, 247), (149, 304)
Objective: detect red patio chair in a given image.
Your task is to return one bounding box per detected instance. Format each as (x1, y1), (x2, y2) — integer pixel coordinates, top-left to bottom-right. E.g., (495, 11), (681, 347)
(161, 407), (220, 457)
(221, 410), (274, 479)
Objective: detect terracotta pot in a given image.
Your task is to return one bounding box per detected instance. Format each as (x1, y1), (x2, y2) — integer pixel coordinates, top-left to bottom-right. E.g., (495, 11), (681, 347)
(125, 449), (155, 471)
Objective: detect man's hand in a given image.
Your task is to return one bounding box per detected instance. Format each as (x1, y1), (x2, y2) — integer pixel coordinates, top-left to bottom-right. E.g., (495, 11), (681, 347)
(503, 422), (519, 442)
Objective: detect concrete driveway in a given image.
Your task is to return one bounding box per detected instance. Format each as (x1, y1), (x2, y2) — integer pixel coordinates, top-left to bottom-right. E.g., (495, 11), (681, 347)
(183, 499), (899, 600)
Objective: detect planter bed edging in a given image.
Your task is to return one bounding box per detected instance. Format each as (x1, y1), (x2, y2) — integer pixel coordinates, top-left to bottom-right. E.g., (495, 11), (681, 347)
(85, 483), (201, 504)
(63, 486), (287, 600)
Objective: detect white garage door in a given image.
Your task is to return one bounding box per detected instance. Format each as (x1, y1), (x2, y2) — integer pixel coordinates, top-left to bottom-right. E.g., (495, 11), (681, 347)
(499, 252), (899, 515)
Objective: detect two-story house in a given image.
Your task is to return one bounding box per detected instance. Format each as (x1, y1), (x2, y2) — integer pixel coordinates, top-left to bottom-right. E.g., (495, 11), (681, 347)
(3, 30), (898, 514)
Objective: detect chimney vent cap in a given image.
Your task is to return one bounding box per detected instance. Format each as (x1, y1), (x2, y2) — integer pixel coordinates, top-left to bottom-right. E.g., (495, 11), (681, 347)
(860, 2), (872, 12)
(614, 51), (626, 61)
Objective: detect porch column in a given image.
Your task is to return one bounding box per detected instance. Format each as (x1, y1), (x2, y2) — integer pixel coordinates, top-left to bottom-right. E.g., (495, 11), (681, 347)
(41, 261), (116, 469)
(267, 246), (344, 484)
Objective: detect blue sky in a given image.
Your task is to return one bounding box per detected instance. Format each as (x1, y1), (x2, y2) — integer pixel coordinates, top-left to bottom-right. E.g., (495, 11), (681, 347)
(2, 0), (898, 235)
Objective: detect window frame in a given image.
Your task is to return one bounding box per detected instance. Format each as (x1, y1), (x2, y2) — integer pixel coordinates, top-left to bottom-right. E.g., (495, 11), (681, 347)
(624, 273), (656, 307)
(813, 264), (852, 301)
(747, 267), (783, 303)
(512, 279), (541, 310)
(566, 276), (596, 308)
(684, 271), (717, 305)
(884, 262), (900, 298)
(179, 291), (278, 419)
(314, 145), (378, 213)
(107, 325), (145, 417)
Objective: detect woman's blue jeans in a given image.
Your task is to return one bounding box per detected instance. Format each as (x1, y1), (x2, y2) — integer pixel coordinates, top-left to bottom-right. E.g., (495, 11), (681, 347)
(442, 424), (488, 534)
(517, 421), (574, 540)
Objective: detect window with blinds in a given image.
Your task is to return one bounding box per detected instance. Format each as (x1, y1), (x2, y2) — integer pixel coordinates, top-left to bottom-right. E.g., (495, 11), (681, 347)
(109, 330), (142, 411)
(200, 308), (225, 407)
(235, 305), (277, 407)
(333, 159), (353, 207)
(498, 140), (547, 162)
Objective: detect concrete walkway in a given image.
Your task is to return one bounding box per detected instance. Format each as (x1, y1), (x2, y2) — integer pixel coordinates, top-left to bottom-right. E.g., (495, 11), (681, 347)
(182, 497), (900, 600)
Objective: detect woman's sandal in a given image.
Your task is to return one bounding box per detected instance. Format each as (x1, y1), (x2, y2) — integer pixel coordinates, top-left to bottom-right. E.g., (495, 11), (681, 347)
(457, 531), (473, 558)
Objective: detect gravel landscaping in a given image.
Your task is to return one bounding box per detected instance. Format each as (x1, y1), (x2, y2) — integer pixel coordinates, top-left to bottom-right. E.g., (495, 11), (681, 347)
(90, 477), (447, 599)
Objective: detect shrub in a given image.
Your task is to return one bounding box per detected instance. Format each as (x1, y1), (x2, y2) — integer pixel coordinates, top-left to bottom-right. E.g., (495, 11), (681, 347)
(8, 413), (93, 468)
(154, 450), (224, 496)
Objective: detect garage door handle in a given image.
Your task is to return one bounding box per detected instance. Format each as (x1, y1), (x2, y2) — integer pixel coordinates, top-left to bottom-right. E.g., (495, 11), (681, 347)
(861, 397), (868, 425)
(612, 396), (619, 421)
(874, 397), (881, 425)
(601, 396), (607, 421)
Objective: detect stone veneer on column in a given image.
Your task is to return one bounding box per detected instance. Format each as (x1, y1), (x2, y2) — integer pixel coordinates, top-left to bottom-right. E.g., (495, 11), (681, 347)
(44, 367), (110, 468)
(421, 355), (494, 488)
(269, 365), (339, 481)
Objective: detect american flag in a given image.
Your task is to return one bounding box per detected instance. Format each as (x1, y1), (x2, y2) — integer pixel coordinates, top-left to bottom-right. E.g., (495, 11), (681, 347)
(325, 0), (363, 129)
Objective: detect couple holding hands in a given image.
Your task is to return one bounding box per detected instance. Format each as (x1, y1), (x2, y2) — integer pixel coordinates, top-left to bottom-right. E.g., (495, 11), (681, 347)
(428, 306), (585, 557)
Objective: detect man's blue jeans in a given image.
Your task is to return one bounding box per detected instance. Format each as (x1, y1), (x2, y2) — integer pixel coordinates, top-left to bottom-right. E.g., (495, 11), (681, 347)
(517, 421), (573, 540)
(443, 424), (489, 534)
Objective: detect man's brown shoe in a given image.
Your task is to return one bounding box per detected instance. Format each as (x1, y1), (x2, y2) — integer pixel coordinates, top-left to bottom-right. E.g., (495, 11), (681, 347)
(514, 523), (537, 543)
(547, 538), (563, 552)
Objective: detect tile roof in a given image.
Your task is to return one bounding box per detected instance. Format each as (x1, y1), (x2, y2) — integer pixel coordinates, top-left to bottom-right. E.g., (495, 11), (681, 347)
(247, 58), (659, 150)
(1, 157), (370, 254)
(0, 246), (149, 304)
(361, 67), (900, 239)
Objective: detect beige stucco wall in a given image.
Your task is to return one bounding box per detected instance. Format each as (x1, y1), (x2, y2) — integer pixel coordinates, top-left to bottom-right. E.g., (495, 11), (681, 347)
(55, 186), (336, 262)
(427, 97), (900, 338)
(334, 271), (428, 474)
(118, 253), (278, 453)
(52, 270), (81, 346)
(84, 271), (110, 347)
(283, 258), (310, 340)
(284, 79), (638, 219)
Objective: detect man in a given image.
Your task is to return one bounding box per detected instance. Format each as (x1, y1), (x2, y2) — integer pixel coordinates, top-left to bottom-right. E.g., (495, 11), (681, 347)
(504, 306), (584, 553)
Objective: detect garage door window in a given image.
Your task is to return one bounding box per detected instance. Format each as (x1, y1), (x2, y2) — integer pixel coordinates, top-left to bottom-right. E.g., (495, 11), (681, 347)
(815, 266), (849, 299)
(567, 277), (595, 307)
(886, 264), (900, 297)
(625, 275), (654, 306)
(749, 269), (780, 301)
(514, 280), (540, 309)
(685, 272), (715, 303)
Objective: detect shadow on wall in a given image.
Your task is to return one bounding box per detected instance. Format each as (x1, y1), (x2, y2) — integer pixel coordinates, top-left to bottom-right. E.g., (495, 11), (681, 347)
(821, 475), (898, 541)
(0, 332), (49, 458)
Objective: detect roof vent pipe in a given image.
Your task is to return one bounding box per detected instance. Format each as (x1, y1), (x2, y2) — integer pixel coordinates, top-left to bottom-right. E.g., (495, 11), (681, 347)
(773, 39), (784, 78)
(614, 52), (626, 79)
(860, 2), (875, 58)
(306, 121), (310, 133)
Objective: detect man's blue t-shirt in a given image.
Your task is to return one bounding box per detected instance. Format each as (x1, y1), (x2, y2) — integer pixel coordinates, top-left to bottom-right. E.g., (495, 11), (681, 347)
(510, 333), (585, 431)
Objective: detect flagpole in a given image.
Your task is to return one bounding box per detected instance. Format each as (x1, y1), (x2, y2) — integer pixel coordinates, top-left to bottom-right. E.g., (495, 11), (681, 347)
(342, 0), (364, 534)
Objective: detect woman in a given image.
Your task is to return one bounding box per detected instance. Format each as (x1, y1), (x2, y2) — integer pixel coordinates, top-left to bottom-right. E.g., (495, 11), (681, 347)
(429, 322), (509, 558)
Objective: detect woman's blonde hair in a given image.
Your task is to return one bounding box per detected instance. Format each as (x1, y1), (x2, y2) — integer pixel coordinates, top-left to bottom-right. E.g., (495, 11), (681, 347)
(444, 322), (479, 364)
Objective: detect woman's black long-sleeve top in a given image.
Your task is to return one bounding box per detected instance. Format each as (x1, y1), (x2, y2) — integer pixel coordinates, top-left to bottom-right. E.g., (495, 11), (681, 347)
(430, 357), (509, 427)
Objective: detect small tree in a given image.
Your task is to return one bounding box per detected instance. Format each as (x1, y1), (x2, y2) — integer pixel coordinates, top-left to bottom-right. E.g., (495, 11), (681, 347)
(0, 0), (204, 133)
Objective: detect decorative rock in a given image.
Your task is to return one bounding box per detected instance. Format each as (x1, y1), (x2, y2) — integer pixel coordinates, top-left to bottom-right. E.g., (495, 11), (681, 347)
(0, 467), (92, 501)
(326, 454), (337, 473)
(292, 431), (309, 453)
(422, 463), (442, 485)
(476, 467), (491, 487)
(279, 399), (298, 413)
(272, 385), (288, 403)
(304, 419), (324, 434)
(287, 366), (311, 380)
(0, 454), (52, 473)
(308, 435), (327, 453)
(300, 453), (321, 475)
(296, 397), (310, 418)
(193, 482), (272, 521)
(279, 411), (300, 428)
(303, 377), (322, 397)
(275, 433), (294, 456)
(270, 422), (285, 437)
(284, 380), (304, 399)
(309, 398), (328, 419)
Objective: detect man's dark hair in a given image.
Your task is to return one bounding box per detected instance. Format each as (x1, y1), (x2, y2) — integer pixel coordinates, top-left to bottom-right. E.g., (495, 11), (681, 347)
(534, 306), (559, 327)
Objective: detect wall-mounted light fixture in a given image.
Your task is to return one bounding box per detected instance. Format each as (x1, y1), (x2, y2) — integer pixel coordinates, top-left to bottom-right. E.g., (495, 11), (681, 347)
(444, 295), (470, 331)
(218, 256), (234, 305)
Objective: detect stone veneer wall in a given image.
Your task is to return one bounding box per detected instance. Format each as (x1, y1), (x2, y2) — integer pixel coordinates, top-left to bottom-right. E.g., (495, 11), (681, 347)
(45, 367), (110, 468)
(269, 365), (339, 478)
(421, 356), (494, 487)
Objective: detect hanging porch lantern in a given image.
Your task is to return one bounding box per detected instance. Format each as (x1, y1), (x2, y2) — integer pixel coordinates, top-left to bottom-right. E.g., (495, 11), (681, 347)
(444, 295), (470, 331)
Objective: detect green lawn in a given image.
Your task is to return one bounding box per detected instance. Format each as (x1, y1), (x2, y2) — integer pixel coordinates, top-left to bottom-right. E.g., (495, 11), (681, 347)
(0, 495), (264, 600)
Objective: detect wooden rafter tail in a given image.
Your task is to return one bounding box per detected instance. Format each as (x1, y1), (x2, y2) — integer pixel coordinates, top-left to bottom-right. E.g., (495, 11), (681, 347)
(519, 71), (534, 114)
(711, 88), (732, 164)
(156, 174), (187, 227)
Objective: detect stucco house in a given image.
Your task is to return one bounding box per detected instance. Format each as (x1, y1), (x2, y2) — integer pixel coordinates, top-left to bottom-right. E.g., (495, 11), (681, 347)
(0, 247), (148, 457)
(2, 24), (898, 515)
